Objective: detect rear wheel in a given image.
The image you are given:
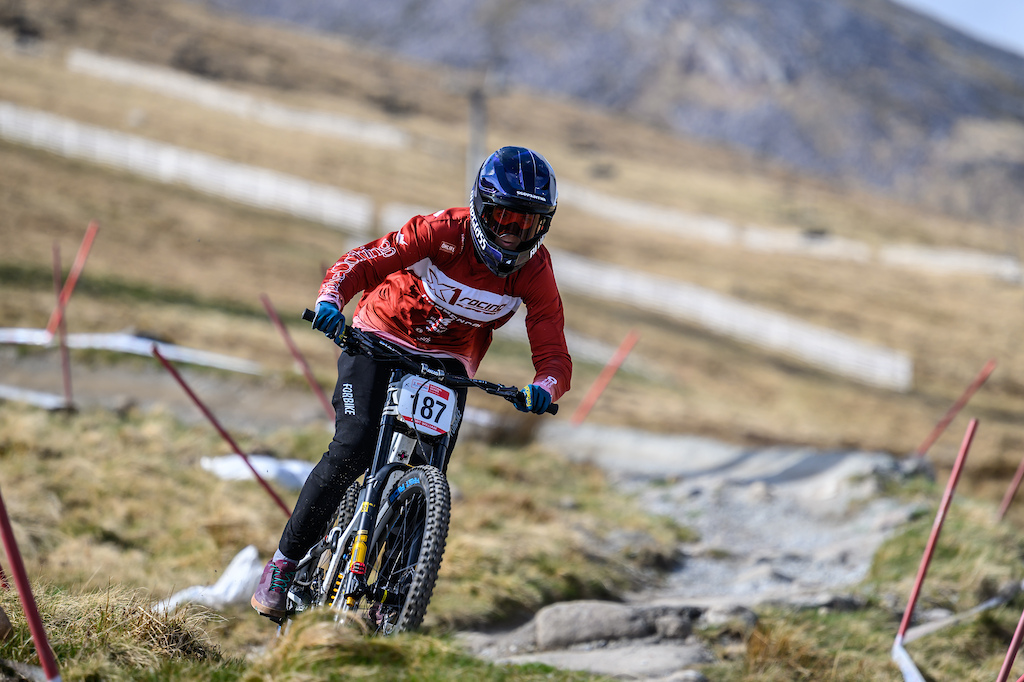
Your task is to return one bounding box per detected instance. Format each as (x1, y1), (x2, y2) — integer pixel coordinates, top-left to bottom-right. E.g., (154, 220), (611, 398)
(337, 466), (450, 634)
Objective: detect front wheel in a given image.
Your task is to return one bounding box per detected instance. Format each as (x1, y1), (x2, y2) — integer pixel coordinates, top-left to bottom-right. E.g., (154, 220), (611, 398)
(346, 465), (451, 634)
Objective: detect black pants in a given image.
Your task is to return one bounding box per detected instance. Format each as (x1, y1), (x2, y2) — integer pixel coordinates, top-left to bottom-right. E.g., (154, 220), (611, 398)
(278, 348), (467, 560)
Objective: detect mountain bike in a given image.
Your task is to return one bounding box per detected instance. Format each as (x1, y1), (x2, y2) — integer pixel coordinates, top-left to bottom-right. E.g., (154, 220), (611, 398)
(283, 309), (558, 634)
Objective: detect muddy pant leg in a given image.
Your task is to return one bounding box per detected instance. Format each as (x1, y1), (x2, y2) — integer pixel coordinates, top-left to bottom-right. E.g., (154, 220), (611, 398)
(278, 353), (388, 560)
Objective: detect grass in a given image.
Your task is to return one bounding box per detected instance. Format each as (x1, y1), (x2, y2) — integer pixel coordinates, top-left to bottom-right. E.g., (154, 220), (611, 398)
(0, 398), (678, 678)
(0, 587), (606, 681)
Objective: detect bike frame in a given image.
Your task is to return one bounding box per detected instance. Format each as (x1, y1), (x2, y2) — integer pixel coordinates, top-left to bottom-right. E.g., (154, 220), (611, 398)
(335, 363), (452, 610)
(290, 312), (557, 622)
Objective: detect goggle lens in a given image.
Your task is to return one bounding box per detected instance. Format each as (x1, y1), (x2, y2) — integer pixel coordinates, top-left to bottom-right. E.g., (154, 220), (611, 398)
(481, 206), (550, 244)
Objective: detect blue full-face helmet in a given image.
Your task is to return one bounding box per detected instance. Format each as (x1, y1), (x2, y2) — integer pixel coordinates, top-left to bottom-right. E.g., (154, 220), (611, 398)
(470, 146), (557, 277)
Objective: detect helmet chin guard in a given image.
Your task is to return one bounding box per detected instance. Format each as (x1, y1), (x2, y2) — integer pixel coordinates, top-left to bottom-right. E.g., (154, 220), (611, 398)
(470, 146), (557, 277)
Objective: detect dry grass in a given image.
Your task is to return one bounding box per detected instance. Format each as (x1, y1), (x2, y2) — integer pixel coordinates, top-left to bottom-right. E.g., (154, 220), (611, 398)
(0, 584), (228, 679)
(0, 399), (679, 662)
(4, 12), (1024, 506)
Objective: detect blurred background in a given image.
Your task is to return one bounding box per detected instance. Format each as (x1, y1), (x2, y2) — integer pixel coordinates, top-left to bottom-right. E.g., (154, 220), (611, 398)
(3, 0), (1024, 677)
(4, 0), (1024, 485)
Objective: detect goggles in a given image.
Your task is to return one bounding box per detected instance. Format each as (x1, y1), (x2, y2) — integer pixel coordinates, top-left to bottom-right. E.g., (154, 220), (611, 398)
(479, 205), (552, 246)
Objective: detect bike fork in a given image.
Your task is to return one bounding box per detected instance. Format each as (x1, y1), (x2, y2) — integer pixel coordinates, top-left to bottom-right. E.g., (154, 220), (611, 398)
(337, 461), (409, 609)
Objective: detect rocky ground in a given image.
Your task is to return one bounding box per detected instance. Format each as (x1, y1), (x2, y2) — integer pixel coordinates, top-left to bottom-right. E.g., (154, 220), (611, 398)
(455, 423), (928, 681)
(0, 345), (929, 680)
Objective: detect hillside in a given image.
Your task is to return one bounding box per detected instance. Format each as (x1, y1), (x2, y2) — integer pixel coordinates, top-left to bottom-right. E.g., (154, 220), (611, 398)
(1, 0), (1024, 502)
(196, 0), (1024, 226)
(6, 2), (1024, 680)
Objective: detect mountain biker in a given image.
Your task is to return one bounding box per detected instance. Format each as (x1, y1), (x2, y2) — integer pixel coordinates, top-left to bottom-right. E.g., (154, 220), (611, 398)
(252, 146), (573, 620)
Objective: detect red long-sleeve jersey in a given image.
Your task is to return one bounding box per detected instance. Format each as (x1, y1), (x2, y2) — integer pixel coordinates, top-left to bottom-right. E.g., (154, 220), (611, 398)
(317, 207), (571, 401)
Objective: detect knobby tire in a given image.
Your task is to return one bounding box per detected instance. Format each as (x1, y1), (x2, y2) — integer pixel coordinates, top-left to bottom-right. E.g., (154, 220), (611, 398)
(328, 465), (450, 634)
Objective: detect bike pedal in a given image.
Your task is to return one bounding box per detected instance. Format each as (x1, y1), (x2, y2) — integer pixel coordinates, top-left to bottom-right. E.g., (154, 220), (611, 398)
(260, 612), (284, 625)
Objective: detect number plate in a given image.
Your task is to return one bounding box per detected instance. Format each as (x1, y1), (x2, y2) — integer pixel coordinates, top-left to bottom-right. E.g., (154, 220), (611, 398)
(396, 375), (455, 436)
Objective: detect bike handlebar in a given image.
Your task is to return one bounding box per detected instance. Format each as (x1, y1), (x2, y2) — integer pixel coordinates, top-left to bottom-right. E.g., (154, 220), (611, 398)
(302, 309), (558, 415)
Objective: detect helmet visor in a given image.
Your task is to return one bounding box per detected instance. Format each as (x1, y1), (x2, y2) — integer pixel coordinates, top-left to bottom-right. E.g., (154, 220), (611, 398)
(480, 205), (551, 248)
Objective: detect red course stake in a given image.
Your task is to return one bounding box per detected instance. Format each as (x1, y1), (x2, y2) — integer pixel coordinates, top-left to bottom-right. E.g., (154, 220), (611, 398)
(913, 358), (995, 458)
(260, 294), (334, 421)
(51, 243), (73, 409)
(0, 484), (61, 680)
(997, 603), (1024, 682)
(46, 220), (100, 338)
(997, 444), (1024, 521)
(571, 329), (640, 426)
(896, 418), (978, 644)
(152, 346), (292, 518)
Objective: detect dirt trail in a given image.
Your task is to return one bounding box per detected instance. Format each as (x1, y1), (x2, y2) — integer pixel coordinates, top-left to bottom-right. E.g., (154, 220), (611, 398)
(455, 423), (925, 680)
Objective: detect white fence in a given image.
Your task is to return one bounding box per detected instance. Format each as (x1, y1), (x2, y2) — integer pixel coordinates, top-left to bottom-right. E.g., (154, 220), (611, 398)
(0, 101), (374, 237)
(60, 48), (1020, 282)
(0, 328), (261, 374)
(0, 102), (912, 389)
(559, 183), (1021, 282)
(67, 49), (410, 150)
(551, 250), (913, 391)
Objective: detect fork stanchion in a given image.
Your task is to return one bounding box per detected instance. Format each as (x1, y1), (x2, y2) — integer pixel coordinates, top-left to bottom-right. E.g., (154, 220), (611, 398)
(912, 358), (994, 458)
(896, 418), (978, 644)
(151, 346), (292, 518)
(260, 294), (334, 421)
(45, 219), (99, 337)
(0, 484), (61, 681)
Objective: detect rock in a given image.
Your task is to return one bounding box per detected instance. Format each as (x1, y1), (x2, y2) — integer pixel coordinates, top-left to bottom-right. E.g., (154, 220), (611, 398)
(784, 592), (867, 612)
(735, 563), (794, 585)
(745, 481), (773, 502)
(698, 605), (758, 634)
(666, 671), (710, 682)
(655, 614), (692, 639)
(500, 642), (714, 679)
(534, 600), (653, 650)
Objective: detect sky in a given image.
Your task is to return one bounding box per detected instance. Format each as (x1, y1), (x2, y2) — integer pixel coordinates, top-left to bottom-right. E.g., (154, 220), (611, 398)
(891, 0), (1024, 57)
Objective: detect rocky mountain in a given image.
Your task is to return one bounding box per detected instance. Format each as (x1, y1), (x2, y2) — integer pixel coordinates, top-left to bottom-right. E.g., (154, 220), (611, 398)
(197, 0), (1024, 225)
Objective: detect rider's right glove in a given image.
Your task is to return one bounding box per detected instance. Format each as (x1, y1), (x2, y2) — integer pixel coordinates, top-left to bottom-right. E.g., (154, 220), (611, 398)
(312, 301), (345, 345)
(514, 384), (552, 414)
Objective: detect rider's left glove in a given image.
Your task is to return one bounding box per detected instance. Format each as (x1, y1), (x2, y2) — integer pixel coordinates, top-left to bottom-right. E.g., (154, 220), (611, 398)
(312, 301), (345, 346)
(515, 384), (552, 414)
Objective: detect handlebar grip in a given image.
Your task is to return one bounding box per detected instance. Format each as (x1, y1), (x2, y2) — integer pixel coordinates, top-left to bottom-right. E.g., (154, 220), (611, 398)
(547, 403), (559, 415)
(302, 308), (315, 322)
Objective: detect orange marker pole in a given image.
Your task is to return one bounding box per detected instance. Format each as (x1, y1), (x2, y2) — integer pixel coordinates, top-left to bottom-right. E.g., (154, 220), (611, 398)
(913, 358), (995, 458)
(571, 330), (640, 426)
(46, 220), (100, 337)
(0, 484), (61, 680)
(896, 419), (977, 644)
(997, 449), (1024, 521)
(997, 603), (1024, 682)
(51, 243), (73, 408)
(261, 294), (334, 420)
(152, 346), (292, 518)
